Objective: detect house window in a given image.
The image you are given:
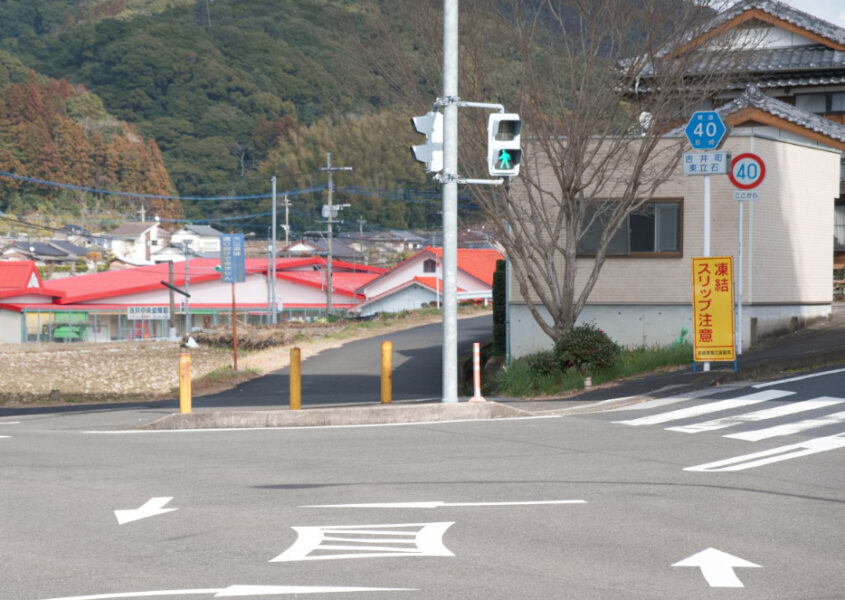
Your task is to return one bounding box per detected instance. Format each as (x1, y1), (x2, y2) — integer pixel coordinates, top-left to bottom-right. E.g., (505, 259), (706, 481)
(796, 92), (845, 114)
(423, 258), (437, 273)
(578, 200), (682, 256)
(796, 93), (826, 114)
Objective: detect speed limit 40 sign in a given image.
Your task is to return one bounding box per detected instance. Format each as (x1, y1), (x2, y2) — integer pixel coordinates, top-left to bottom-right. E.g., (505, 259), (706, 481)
(729, 152), (766, 190)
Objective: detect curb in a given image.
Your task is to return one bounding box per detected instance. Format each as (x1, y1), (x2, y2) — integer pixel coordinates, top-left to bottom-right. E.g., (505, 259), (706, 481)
(143, 401), (532, 430)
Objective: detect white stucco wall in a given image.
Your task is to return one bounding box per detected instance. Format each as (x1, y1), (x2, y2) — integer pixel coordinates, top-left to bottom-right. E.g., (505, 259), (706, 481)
(508, 135), (839, 357)
(358, 285), (435, 316)
(0, 311), (21, 343)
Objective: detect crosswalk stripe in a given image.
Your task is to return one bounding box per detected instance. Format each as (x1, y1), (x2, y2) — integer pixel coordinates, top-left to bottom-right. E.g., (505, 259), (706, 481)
(613, 390), (794, 426)
(666, 398), (845, 434)
(685, 433), (845, 472)
(724, 406), (845, 441)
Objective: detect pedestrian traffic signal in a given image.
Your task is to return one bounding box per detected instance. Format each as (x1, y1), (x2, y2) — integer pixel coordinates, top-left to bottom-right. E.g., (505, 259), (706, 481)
(410, 111), (444, 173)
(487, 113), (521, 177)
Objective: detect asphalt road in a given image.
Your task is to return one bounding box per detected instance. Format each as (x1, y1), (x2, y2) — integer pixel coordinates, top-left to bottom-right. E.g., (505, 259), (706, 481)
(3, 368), (843, 599)
(195, 313), (494, 409)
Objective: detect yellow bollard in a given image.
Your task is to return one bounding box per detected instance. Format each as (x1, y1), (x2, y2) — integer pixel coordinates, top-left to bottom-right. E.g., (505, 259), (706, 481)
(179, 352), (192, 414)
(381, 340), (392, 404)
(290, 347), (302, 410)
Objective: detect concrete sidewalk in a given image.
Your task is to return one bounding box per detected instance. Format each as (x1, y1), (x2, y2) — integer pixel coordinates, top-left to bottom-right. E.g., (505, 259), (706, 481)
(142, 304), (845, 429)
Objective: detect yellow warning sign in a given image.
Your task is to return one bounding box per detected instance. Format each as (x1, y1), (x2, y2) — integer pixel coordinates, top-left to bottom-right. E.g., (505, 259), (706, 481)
(692, 256), (735, 362)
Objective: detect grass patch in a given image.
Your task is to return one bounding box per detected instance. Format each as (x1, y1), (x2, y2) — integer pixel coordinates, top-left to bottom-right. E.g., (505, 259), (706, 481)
(495, 342), (693, 397)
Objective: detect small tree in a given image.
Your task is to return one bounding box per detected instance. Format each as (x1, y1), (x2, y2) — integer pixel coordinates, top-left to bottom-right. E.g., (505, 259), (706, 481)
(459, 0), (752, 343)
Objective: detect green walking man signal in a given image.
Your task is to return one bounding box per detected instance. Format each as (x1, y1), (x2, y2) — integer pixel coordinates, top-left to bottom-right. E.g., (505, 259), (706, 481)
(496, 149), (512, 170)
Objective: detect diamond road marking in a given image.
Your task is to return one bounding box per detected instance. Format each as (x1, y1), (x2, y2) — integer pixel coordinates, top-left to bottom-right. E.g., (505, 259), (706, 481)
(270, 522), (455, 562)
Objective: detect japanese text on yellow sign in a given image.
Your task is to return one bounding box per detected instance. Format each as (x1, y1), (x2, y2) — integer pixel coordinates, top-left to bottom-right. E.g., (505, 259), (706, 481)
(692, 256), (735, 362)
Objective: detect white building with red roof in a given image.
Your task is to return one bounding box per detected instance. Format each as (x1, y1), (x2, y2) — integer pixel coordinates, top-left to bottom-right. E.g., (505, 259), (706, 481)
(353, 247), (504, 317)
(0, 258), (384, 343)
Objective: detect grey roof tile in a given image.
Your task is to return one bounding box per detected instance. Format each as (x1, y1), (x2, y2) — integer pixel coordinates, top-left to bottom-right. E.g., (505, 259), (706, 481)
(716, 0), (845, 47)
(717, 84), (845, 143)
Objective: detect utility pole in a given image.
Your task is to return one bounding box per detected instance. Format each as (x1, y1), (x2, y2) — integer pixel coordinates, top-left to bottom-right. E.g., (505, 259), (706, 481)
(283, 193), (291, 244)
(183, 241), (191, 334)
(356, 217), (367, 235)
(321, 153), (352, 316)
(441, 0), (459, 403)
(270, 177), (278, 324)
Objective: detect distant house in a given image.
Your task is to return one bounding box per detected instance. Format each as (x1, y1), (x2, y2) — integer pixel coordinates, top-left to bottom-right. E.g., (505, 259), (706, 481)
(0, 241), (84, 272)
(338, 230), (427, 263)
(281, 237), (365, 262)
(167, 224), (223, 257)
(353, 247), (504, 316)
(107, 221), (165, 263)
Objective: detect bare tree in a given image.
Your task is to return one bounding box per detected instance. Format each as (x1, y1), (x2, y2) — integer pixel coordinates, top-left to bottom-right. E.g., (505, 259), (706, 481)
(458, 0), (751, 342)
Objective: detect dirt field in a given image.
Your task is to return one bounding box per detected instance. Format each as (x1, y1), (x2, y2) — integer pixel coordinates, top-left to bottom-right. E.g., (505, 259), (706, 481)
(0, 310), (479, 406)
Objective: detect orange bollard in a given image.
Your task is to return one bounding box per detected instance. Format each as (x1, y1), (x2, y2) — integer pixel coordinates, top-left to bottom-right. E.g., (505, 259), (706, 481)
(469, 342), (486, 403)
(381, 341), (392, 404)
(179, 352), (192, 413)
(290, 347), (302, 410)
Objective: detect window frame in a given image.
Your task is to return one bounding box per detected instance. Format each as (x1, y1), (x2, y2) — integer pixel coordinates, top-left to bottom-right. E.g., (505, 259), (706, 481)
(795, 92), (845, 115)
(576, 198), (684, 259)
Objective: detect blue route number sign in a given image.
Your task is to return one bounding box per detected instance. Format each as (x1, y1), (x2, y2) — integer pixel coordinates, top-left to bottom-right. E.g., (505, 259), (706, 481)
(685, 111), (727, 150)
(219, 233), (246, 283)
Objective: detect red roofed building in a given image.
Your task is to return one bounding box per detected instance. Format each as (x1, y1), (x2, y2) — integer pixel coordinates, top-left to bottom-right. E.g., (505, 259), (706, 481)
(0, 258), (384, 343)
(353, 247), (504, 317)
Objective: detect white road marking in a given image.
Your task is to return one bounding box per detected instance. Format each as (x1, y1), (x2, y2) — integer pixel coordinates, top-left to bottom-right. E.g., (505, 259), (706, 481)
(753, 366), (845, 388)
(666, 398), (844, 434)
(607, 387), (741, 413)
(725, 408), (845, 441)
(271, 522), (454, 562)
(0, 421), (19, 437)
(613, 390), (794, 426)
(672, 547), (761, 588)
(303, 500), (586, 509)
(114, 497), (177, 525)
(685, 433), (845, 472)
(39, 584), (415, 599)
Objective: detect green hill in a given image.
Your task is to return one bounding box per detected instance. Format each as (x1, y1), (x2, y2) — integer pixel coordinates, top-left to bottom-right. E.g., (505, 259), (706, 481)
(0, 0), (513, 233)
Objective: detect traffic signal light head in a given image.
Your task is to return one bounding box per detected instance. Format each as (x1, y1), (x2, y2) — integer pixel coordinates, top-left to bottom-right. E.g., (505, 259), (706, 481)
(487, 113), (521, 177)
(410, 111), (444, 173)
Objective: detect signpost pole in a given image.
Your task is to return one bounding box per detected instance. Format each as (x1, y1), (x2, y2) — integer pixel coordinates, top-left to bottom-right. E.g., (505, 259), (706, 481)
(232, 280), (238, 370)
(703, 175), (711, 372)
(737, 199), (743, 356)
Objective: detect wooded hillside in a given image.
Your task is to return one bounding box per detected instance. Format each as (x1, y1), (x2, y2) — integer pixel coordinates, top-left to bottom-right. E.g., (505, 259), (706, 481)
(0, 0), (476, 233)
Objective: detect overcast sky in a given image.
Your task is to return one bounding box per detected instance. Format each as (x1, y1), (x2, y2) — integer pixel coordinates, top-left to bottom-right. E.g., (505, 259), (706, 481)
(777, 0), (845, 28)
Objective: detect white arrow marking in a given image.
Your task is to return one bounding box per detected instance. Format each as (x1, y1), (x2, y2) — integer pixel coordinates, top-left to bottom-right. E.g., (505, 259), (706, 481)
(114, 497), (177, 525)
(673, 547), (761, 588)
(39, 585), (415, 600)
(685, 433), (845, 472)
(303, 500), (586, 508)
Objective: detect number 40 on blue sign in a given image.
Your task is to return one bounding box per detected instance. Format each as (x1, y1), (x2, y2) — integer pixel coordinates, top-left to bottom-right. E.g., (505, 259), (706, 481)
(684, 111), (727, 150)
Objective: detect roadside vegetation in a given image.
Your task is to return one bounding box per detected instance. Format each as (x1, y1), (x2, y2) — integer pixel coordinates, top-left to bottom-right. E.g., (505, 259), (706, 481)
(493, 323), (693, 397)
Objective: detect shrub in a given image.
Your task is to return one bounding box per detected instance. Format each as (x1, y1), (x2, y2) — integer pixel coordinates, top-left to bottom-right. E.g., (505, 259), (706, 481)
(554, 323), (621, 374)
(524, 349), (562, 376)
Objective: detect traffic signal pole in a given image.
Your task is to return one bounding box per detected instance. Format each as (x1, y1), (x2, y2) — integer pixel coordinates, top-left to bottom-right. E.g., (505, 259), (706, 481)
(441, 0), (459, 404)
(411, 1), (517, 402)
